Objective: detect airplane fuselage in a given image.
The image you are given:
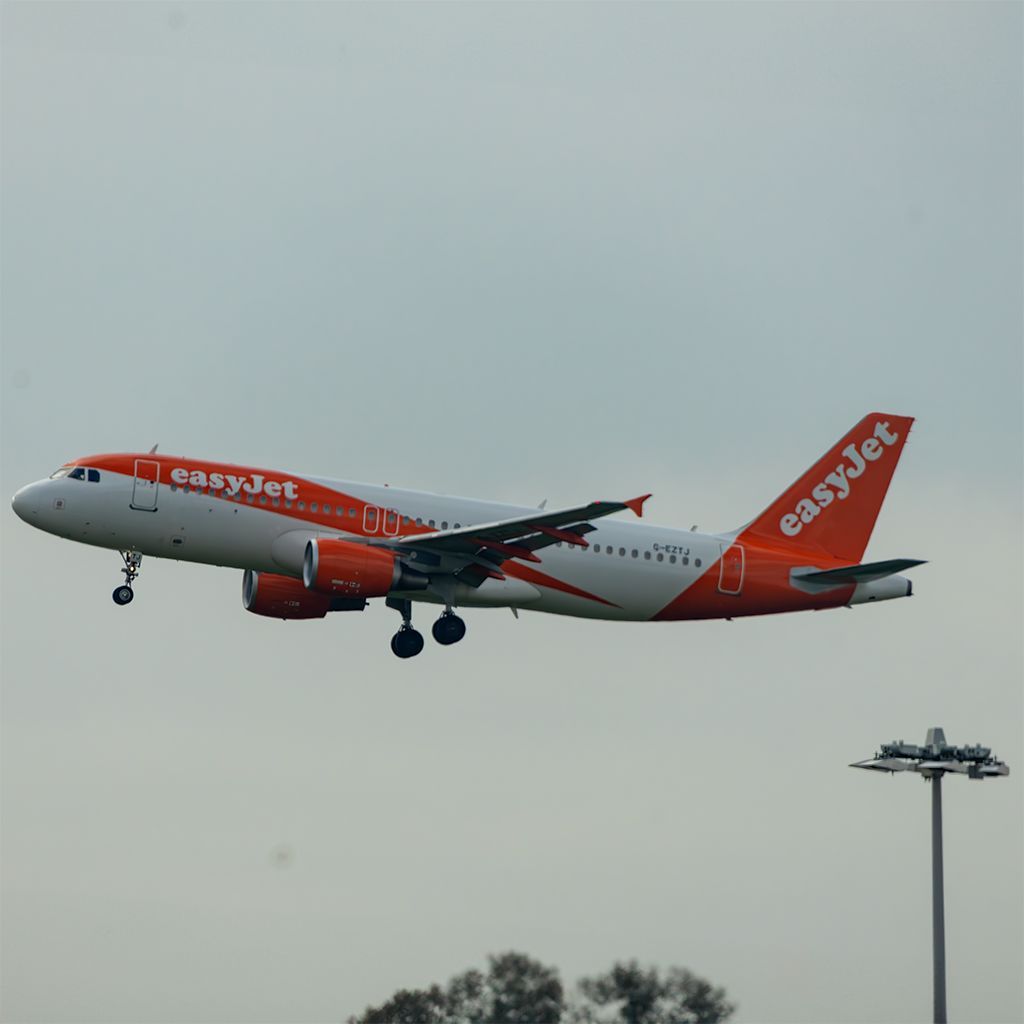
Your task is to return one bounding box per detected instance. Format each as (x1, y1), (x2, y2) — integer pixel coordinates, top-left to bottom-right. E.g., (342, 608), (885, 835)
(12, 414), (921, 656)
(11, 446), (911, 626)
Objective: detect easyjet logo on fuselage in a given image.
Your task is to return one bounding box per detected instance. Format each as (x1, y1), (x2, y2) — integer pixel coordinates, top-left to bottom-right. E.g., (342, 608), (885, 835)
(169, 466), (299, 500)
(779, 421), (899, 538)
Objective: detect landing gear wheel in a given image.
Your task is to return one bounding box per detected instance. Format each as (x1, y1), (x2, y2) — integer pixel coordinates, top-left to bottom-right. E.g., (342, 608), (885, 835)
(112, 585), (135, 606)
(391, 627), (425, 659)
(432, 613), (466, 646)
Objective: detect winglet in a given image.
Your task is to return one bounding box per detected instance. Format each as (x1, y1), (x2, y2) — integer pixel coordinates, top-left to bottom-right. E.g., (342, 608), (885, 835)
(625, 494), (652, 518)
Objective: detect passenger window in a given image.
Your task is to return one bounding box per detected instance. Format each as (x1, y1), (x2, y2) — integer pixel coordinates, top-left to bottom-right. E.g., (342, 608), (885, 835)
(669, 555), (676, 564)
(429, 519), (436, 528)
(415, 517), (423, 526)
(285, 500), (292, 509)
(323, 504), (331, 514)
(593, 545), (601, 553)
(619, 547), (625, 556)
(259, 495), (267, 505)
(441, 521), (449, 530)
(644, 551), (651, 560)
(87, 469), (100, 482)
(311, 502), (318, 513)
(68, 467), (85, 480)
(349, 508), (357, 517)
(272, 497), (280, 507)
(695, 558), (702, 567)
(682, 556), (689, 565)
(631, 549), (638, 558)
(657, 553), (664, 562)
(298, 501), (305, 510)
(454, 523), (461, 529)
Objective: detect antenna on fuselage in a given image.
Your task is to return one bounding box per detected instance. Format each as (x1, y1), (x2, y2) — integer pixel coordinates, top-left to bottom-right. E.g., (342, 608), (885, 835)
(148, 444), (159, 454)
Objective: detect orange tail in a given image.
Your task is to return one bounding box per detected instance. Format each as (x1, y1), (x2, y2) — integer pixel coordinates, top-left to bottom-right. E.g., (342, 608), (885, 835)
(742, 413), (915, 563)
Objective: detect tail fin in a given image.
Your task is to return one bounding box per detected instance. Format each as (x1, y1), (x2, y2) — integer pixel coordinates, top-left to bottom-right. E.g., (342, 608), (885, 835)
(742, 413), (914, 562)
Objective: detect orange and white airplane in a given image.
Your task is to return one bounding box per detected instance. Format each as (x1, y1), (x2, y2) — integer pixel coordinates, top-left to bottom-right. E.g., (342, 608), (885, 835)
(11, 413), (923, 658)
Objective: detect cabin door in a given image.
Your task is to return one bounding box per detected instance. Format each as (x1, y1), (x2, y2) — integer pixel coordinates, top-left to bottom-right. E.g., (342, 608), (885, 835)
(718, 543), (744, 595)
(131, 459), (160, 511)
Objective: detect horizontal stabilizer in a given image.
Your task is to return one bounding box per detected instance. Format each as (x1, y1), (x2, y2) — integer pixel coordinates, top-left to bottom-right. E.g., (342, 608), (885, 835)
(793, 558), (926, 586)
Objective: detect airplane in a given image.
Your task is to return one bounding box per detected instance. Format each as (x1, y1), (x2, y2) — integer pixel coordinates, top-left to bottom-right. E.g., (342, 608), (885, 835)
(10, 412), (924, 658)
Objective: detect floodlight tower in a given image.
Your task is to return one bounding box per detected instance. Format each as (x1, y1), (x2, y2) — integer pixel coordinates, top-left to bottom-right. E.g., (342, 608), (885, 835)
(851, 727), (1009, 1024)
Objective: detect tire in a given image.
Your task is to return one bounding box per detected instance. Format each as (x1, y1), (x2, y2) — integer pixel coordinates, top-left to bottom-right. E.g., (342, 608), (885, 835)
(432, 614), (466, 646)
(390, 628), (424, 659)
(113, 586), (134, 606)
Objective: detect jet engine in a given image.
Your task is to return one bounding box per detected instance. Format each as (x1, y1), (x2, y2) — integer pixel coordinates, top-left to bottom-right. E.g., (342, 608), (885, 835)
(303, 537), (428, 597)
(243, 569), (366, 619)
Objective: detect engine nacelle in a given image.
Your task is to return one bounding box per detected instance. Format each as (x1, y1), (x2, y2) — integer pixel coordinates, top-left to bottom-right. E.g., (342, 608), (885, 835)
(303, 537), (428, 598)
(243, 569), (367, 619)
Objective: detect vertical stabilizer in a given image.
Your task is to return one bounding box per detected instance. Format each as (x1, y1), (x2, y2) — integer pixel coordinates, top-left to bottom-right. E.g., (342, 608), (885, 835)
(742, 413), (914, 562)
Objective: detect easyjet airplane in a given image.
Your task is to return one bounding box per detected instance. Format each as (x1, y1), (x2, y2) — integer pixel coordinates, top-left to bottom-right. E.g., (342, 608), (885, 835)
(11, 413), (923, 658)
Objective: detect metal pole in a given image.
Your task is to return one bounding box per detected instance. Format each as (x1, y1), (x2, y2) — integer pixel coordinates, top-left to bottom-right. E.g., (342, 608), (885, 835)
(931, 775), (947, 1024)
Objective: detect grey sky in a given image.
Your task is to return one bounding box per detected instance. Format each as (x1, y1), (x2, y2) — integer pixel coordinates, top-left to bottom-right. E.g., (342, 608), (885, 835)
(1, 3), (1021, 1022)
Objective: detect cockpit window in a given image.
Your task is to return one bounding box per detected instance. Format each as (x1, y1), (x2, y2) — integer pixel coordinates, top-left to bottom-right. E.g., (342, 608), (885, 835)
(67, 467), (86, 480)
(49, 467), (71, 479)
(87, 469), (100, 482)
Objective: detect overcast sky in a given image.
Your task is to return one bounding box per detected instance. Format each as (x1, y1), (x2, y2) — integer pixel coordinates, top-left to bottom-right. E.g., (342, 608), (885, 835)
(1, 3), (1021, 1023)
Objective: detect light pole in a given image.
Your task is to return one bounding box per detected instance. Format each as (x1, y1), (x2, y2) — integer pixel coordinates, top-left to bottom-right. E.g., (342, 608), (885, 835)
(851, 727), (1009, 1024)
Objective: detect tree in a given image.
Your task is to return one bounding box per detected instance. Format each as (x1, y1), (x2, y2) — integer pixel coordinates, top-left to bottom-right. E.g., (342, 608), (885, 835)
(355, 985), (448, 1024)
(349, 953), (564, 1024)
(486, 952), (563, 1024)
(348, 954), (733, 1024)
(576, 962), (734, 1024)
(577, 962), (660, 1024)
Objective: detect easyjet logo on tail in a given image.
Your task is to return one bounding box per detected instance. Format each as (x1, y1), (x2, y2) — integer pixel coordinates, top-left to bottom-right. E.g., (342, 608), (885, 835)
(779, 421), (900, 538)
(169, 466), (299, 499)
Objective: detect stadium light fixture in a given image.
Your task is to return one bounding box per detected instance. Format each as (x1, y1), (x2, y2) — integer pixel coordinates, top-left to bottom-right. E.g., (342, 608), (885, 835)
(851, 727), (1009, 1024)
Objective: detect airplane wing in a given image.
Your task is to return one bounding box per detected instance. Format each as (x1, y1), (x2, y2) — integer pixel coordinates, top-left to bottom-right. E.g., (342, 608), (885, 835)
(374, 494), (652, 585)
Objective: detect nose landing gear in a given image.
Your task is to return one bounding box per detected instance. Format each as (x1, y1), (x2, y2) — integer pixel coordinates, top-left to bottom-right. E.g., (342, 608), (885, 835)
(112, 550), (142, 606)
(432, 611), (466, 646)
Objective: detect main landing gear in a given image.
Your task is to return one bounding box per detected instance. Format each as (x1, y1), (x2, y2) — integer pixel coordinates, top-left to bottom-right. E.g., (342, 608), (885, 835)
(386, 598), (468, 658)
(387, 597), (424, 659)
(112, 550), (142, 606)
(391, 626), (425, 659)
(432, 610), (466, 646)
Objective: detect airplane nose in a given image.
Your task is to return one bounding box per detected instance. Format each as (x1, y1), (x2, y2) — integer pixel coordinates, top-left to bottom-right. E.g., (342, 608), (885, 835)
(11, 483), (40, 522)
